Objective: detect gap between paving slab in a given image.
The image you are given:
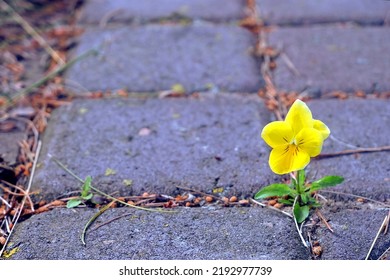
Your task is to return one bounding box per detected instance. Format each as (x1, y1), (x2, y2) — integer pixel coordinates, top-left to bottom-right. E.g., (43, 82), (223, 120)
(5, 204), (389, 259)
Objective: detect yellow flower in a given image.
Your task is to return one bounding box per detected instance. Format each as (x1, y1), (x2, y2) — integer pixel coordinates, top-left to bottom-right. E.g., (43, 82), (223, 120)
(261, 99), (330, 175)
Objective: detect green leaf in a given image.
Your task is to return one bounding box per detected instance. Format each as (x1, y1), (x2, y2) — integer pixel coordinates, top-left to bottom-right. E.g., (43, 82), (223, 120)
(67, 199), (82, 208)
(82, 193), (93, 200)
(254, 184), (293, 199)
(293, 203), (309, 223)
(311, 202), (322, 208)
(278, 198), (294, 205)
(301, 193), (309, 204)
(81, 176), (92, 197)
(310, 176), (344, 192)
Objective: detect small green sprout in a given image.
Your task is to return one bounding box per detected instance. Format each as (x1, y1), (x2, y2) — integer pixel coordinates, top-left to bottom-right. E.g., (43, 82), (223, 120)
(66, 176), (93, 208)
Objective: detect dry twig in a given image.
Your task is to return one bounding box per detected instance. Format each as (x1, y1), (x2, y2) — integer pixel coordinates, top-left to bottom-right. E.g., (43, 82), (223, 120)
(0, 0), (65, 65)
(365, 215), (388, 260)
(89, 213), (134, 232)
(384, 210), (390, 235)
(316, 145), (390, 159)
(315, 209), (333, 233)
(0, 181), (34, 211)
(249, 198), (293, 218)
(176, 185), (223, 201)
(2, 49), (97, 111)
(0, 140), (41, 257)
(280, 52), (300, 76)
(319, 190), (390, 209)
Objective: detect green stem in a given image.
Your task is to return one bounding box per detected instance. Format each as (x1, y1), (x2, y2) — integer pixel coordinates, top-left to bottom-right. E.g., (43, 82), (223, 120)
(295, 170), (302, 195)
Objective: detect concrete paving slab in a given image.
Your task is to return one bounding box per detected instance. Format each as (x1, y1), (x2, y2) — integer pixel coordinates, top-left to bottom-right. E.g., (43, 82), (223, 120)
(0, 131), (25, 164)
(79, 0), (246, 24)
(268, 26), (390, 93)
(257, 0), (390, 25)
(66, 23), (262, 93)
(318, 209), (390, 260)
(6, 207), (310, 260)
(307, 99), (390, 201)
(32, 94), (274, 202)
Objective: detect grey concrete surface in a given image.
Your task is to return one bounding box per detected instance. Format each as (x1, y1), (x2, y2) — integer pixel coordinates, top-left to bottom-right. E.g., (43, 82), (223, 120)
(318, 209), (390, 260)
(308, 99), (390, 201)
(79, 0), (246, 23)
(257, 0), (390, 25)
(6, 207), (310, 260)
(31, 94), (274, 202)
(66, 23), (262, 93)
(268, 26), (390, 93)
(0, 131), (25, 164)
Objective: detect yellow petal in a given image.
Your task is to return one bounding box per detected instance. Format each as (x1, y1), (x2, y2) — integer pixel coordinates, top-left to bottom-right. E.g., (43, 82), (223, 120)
(269, 144), (310, 175)
(261, 121), (294, 148)
(313, 119), (330, 140)
(295, 127), (324, 157)
(285, 99), (313, 135)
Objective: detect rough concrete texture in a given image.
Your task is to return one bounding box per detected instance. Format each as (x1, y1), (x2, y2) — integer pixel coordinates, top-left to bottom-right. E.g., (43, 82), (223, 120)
(307, 99), (390, 201)
(66, 23), (262, 93)
(318, 209), (390, 260)
(0, 131), (26, 164)
(6, 207), (310, 260)
(79, 0), (246, 23)
(32, 94), (275, 202)
(257, 0), (390, 25)
(268, 26), (390, 93)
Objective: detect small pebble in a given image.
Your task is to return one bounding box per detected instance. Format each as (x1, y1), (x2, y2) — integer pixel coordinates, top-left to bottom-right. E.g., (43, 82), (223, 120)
(229, 196), (238, 203)
(268, 199), (277, 206)
(239, 199), (249, 205)
(273, 203), (283, 209)
(205, 196), (213, 203)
